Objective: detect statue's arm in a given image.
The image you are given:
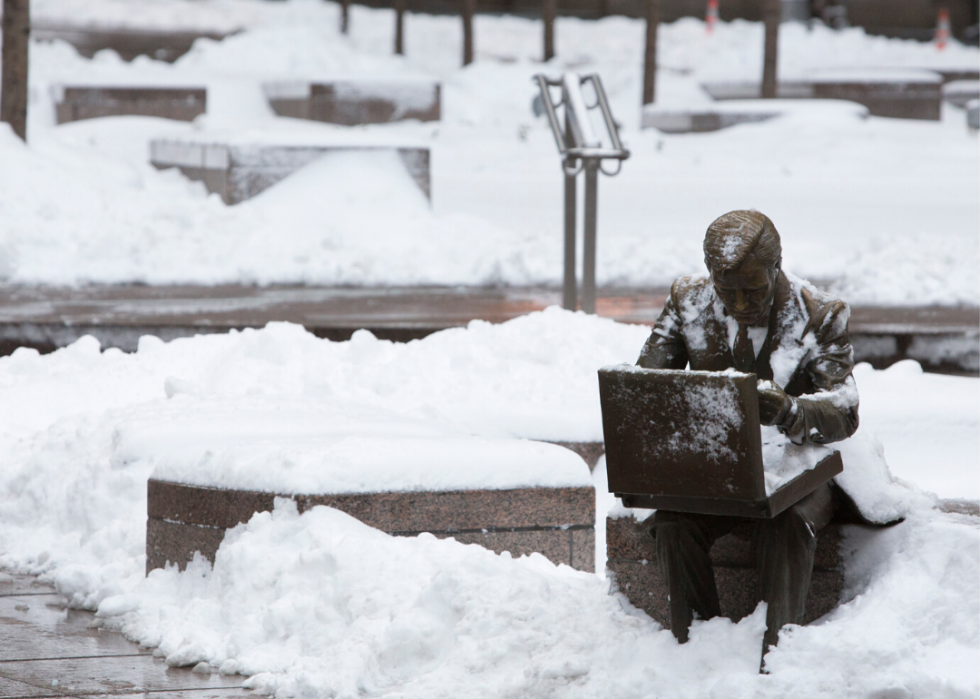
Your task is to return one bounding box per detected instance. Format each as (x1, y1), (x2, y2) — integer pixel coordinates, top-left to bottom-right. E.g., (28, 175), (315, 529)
(637, 282), (689, 370)
(781, 300), (859, 445)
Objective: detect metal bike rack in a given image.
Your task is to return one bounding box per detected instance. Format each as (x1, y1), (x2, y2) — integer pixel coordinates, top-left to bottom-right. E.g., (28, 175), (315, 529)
(534, 73), (630, 314)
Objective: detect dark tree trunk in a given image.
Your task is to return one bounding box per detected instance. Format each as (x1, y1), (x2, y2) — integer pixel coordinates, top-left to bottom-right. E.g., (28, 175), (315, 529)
(542, 0), (555, 62)
(642, 0), (659, 105)
(462, 0), (474, 66)
(1, 0), (29, 141)
(761, 0), (780, 99)
(340, 0), (350, 34)
(394, 0), (405, 54)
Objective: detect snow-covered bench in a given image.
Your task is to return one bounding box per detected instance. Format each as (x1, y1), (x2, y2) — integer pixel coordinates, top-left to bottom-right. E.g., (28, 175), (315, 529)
(701, 69), (943, 121)
(264, 79), (440, 125)
(641, 99), (867, 133)
(131, 406), (596, 573)
(149, 133), (430, 204)
(53, 85), (207, 124)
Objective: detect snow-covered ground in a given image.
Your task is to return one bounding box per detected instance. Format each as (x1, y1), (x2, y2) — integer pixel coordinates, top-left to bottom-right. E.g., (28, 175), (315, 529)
(0, 3), (977, 303)
(0, 314), (976, 697)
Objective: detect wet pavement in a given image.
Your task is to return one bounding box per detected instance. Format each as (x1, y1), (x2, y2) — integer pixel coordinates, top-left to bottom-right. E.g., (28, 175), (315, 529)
(0, 285), (976, 373)
(0, 575), (253, 699)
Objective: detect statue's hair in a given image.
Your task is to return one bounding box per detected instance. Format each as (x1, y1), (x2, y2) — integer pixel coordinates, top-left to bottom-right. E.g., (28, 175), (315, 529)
(703, 210), (782, 272)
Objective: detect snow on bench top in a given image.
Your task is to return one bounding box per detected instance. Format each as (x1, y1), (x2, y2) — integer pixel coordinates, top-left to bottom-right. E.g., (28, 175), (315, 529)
(119, 395), (593, 494)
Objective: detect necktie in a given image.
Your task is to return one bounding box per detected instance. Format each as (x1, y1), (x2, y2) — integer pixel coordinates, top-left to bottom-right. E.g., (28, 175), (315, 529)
(733, 323), (755, 373)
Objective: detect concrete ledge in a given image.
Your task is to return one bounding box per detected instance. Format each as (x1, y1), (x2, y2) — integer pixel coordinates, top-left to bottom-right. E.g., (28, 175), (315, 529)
(606, 515), (845, 628)
(150, 139), (431, 205)
(264, 80), (440, 125)
(641, 99), (868, 133)
(54, 86), (206, 124)
(968, 99), (979, 131)
(146, 478), (595, 574)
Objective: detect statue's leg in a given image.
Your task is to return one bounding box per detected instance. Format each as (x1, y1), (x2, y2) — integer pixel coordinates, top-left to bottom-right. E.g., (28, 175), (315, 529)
(756, 482), (835, 654)
(651, 511), (735, 643)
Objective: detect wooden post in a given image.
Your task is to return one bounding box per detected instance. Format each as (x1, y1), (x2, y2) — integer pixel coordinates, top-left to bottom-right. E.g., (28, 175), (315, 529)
(462, 0), (475, 66)
(394, 0), (405, 55)
(542, 0), (556, 62)
(340, 0), (350, 34)
(1, 0), (29, 141)
(761, 0), (780, 98)
(642, 0), (659, 105)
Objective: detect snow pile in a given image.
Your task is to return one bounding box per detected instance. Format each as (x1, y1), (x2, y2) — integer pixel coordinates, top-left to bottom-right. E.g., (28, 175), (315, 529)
(0, 9), (974, 302)
(93, 497), (979, 698)
(0, 313), (975, 695)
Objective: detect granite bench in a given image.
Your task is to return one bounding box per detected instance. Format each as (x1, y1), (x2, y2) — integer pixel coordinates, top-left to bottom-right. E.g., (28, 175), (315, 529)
(54, 86), (206, 124)
(147, 476), (595, 575)
(264, 79), (441, 125)
(606, 511), (846, 628)
(150, 138), (430, 205)
(641, 99), (868, 133)
(701, 69), (943, 121)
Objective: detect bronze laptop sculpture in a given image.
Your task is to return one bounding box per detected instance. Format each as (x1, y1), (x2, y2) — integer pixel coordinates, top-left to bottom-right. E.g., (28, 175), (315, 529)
(632, 210), (859, 657)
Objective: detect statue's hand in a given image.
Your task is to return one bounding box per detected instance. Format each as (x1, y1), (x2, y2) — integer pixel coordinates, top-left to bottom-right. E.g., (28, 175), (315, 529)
(757, 381), (795, 427)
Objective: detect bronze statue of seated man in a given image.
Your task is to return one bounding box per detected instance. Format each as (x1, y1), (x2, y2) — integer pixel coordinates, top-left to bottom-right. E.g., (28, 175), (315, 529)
(636, 210), (860, 655)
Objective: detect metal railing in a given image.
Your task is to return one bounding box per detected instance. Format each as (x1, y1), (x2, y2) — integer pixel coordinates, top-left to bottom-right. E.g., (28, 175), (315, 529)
(534, 73), (629, 314)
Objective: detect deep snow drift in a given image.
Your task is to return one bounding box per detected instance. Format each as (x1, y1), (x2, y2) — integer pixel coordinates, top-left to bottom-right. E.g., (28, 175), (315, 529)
(0, 5), (977, 303)
(0, 313), (976, 697)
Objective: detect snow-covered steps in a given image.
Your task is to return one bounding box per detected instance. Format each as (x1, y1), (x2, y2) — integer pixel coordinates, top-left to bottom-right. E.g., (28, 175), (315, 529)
(263, 79), (441, 125)
(641, 99), (867, 133)
(702, 69), (943, 121)
(149, 135), (430, 205)
(53, 85), (207, 124)
(605, 512), (845, 628)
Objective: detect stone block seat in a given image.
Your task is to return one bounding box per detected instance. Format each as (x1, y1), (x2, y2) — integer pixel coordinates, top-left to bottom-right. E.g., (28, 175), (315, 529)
(942, 80), (980, 109)
(701, 68), (943, 121)
(150, 131), (430, 205)
(641, 99), (868, 133)
(135, 401), (596, 575)
(606, 508), (845, 629)
(53, 85), (207, 124)
(263, 79), (441, 125)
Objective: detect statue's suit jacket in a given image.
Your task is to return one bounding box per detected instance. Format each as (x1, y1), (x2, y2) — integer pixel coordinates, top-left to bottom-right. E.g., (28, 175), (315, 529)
(637, 269), (859, 448)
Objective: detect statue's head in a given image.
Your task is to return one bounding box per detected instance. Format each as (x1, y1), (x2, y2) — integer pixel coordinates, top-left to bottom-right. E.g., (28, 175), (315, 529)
(703, 210), (782, 326)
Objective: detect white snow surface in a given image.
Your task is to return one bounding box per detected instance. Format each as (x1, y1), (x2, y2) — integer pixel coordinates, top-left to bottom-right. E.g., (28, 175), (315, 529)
(0, 8), (975, 303)
(129, 399), (592, 493)
(0, 315), (976, 696)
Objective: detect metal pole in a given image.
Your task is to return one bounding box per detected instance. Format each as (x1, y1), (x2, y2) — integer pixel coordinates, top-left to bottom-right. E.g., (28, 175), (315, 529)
(542, 0), (556, 62)
(762, 0), (780, 98)
(1, 0), (30, 141)
(462, 0), (475, 66)
(642, 0), (660, 105)
(563, 107), (577, 311)
(340, 0), (350, 34)
(394, 0), (405, 55)
(582, 160), (598, 314)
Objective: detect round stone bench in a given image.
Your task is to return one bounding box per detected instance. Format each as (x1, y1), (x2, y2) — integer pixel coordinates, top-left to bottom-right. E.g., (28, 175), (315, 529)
(135, 406), (598, 574)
